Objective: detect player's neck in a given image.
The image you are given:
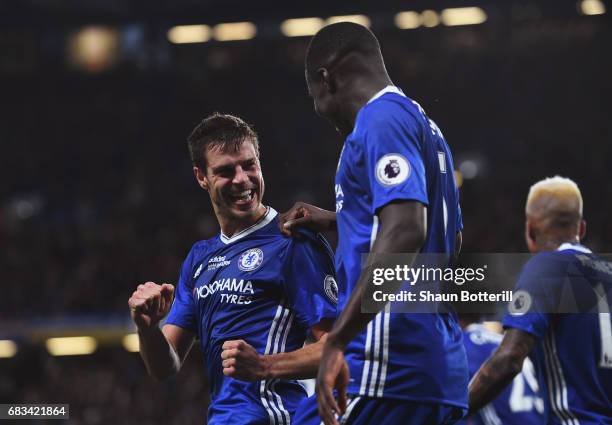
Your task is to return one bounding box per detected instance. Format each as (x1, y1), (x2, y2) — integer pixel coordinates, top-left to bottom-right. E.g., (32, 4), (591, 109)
(338, 76), (393, 135)
(218, 205), (268, 239)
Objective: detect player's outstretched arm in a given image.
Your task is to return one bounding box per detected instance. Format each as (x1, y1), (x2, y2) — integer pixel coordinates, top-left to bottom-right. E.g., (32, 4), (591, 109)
(279, 202), (336, 237)
(128, 282), (195, 381)
(221, 319), (333, 381)
(316, 200), (426, 425)
(468, 328), (536, 415)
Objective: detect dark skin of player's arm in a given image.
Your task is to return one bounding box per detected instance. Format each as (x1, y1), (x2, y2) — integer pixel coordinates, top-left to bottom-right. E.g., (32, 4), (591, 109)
(468, 328), (537, 415)
(220, 318), (334, 381)
(316, 200), (427, 425)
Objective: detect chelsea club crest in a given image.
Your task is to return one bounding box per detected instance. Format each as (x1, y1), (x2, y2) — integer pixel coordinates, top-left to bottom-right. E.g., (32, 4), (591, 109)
(238, 248), (264, 272)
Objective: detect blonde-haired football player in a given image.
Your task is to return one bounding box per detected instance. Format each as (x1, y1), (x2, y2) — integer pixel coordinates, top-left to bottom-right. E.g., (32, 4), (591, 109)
(469, 176), (612, 425)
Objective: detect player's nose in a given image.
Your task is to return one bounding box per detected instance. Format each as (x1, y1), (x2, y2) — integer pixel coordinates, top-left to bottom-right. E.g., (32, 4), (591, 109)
(232, 166), (249, 185)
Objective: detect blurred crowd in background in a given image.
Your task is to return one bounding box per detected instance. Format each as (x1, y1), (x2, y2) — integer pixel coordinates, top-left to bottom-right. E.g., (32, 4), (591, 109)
(1, 1), (611, 423)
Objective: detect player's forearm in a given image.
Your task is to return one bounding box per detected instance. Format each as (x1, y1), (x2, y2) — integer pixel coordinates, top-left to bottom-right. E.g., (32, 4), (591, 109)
(468, 330), (535, 414)
(263, 335), (328, 380)
(138, 326), (181, 381)
(468, 349), (523, 414)
(327, 211), (424, 350)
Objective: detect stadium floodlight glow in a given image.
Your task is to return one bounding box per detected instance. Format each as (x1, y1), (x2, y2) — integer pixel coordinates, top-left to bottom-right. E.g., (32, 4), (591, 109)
(395, 11), (421, 30)
(281, 17), (325, 37)
(213, 22), (257, 41)
(167, 25), (211, 44)
(325, 15), (371, 27)
(421, 10), (440, 28)
(122, 334), (139, 352)
(580, 0), (606, 15)
(45, 336), (97, 356)
(68, 26), (119, 72)
(0, 340), (18, 358)
(441, 7), (487, 26)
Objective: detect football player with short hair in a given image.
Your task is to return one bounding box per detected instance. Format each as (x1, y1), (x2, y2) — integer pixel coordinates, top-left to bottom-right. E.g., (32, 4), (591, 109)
(128, 113), (337, 425)
(281, 22), (468, 425)
(468, 176), (612, 424)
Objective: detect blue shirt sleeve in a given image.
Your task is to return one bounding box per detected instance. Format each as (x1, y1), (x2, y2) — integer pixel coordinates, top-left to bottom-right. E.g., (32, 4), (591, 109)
(361, 102), (428, 214)
(165, 245), (199, 334)
(502, 254), (564, 339)
(282, 232), (338, 329)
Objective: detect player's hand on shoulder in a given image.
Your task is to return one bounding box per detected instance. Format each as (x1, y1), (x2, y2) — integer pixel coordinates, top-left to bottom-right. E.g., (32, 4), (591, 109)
(279, 201), (336, 236)
(128, 282), (174, 330)
(221, 339), (269, 381)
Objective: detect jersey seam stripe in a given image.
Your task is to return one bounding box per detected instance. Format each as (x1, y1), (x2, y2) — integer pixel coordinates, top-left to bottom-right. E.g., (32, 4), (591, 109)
(363, 215), (379, 396)
(272, 310), (294, 425)
(543, 331), (574, 425)
(376, 304), (391, 397)
(367, 311), (382, 396)
(359, 321), (373, 395)
(543, 332), (569, 424)
(548, 331), (579, 424)
(269, 306), (291, 425)
(269, 379), (291, 425)
(261, 304), (285, 425)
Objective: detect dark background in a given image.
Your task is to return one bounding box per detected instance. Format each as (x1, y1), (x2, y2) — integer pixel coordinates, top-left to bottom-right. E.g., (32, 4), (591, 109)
(1, 0), (610, 423)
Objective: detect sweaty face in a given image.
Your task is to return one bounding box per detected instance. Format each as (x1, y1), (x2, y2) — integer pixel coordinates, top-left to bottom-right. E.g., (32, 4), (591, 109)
(201, 140), (265, 223)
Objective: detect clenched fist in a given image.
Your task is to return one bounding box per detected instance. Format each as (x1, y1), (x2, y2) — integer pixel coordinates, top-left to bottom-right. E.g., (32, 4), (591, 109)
(221, 340), (269, 381)
(128, 282), (174, 330)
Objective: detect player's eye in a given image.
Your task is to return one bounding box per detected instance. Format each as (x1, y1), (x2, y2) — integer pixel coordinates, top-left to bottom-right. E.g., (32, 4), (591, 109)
(214, 167), (234, 177)
(243, 160), (256, 170)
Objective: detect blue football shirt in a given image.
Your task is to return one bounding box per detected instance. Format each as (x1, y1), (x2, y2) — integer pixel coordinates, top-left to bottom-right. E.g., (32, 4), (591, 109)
(165, 207), (338, 425)
(503, 243), (612, 425)
(334, 86), (468, 408)
(458, 323), (544, 425)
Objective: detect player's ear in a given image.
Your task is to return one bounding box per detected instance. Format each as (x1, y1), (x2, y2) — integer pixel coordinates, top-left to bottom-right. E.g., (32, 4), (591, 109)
(317, 68), (335, 93)
(193, 166), (209, 191)
(525, 219), (538, 252)
(578, 219), (587, 240)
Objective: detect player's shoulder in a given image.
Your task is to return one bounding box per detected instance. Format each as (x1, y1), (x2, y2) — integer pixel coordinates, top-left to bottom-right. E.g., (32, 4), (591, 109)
(184, 237), (219, 263)
(356, 91), (423, 134)
(522, 250), (574, 277)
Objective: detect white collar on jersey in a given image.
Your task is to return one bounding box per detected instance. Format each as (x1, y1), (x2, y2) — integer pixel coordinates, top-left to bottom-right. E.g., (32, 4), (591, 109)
(219, 206), (277, 244)
(557, 242), (592, 254)
(366, 85), (405, 104)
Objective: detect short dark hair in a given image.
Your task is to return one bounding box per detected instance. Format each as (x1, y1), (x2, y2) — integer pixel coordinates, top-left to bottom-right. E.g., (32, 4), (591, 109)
(187, 113), (259, 171)
(305, 22), (381, 81)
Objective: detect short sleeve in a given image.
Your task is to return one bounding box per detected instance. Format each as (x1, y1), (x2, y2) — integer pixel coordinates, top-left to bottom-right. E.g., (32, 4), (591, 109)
(502, 255), (564, 339)
(165, 247), (198, 334)
(282, 232), (338, 329)
(362, 105), (428, 214)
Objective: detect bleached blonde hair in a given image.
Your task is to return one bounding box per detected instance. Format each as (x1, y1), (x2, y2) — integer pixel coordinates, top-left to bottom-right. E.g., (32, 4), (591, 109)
(525, 176), (583, 227)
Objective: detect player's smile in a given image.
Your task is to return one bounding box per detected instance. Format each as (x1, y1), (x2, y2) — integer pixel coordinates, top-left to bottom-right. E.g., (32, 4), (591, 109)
(226, 186), (259, 211)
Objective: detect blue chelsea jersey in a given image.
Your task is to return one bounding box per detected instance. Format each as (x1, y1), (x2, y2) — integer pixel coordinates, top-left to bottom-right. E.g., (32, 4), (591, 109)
(334, 86), (468, 407)
(503, 243), (612, 425)
(165, 207), (337, 425)
(458, 324), (544, 425)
